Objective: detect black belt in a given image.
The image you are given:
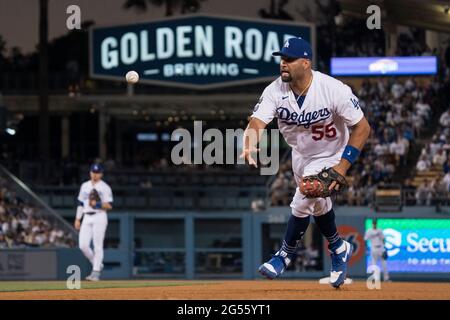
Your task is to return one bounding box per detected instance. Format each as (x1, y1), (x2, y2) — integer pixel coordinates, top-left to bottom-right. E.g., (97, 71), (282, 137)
(85, 211), (96, 215)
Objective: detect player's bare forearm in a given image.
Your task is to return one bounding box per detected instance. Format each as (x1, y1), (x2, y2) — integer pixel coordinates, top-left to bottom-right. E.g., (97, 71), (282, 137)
(347, 117), (371, 150)
(240, 117), (268, 167)
(74, 219), (81, 231)
(243, 117), (267, 149)
(334, 117), (371, 175)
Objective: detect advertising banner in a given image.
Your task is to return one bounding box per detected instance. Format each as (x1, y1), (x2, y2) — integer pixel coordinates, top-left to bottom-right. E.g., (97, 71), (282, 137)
(90, 15), (314, 89)
(331, 56), (437, 76)
(0, 250), (57, 280)
(365, 219), (450, 273)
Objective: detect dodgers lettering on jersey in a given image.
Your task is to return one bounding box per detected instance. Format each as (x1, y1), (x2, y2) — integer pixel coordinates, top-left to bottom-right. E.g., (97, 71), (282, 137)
(78, 180), (113, 213)
(251, 70), (364, 172)
(364, 228), (385, 248)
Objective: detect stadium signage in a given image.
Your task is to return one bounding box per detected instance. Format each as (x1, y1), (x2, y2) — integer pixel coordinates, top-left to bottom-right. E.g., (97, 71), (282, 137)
(335, 225), (365, 266)
(0, 251), (57, 279)
(331, 56), (437, 76)
(90, 15), (314, 89)
(406, 233), (450, 253)
(365, 219), (450, 273)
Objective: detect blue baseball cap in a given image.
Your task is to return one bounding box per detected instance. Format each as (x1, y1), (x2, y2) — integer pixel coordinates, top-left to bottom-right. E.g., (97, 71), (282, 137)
(90, 163), (104, 173)
(272, 37), (313, 60)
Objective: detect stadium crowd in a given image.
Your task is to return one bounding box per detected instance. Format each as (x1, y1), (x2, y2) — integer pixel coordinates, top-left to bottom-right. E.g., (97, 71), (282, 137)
(334, 18), (385, 57)
(331, 20), (437, 58)
(396, 31), (437, 57)
(411, 107), (450, 206)
(0, 176), (75, 248)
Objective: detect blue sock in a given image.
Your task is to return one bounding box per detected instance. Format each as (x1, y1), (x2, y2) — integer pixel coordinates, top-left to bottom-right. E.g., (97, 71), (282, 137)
(280, 215), (310, 255)
(313, 209), (343, 251)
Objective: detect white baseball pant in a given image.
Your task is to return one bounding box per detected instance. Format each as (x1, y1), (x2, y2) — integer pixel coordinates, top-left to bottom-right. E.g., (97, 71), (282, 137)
(79, 211), (108, 272)
(371, 245), (389, 281)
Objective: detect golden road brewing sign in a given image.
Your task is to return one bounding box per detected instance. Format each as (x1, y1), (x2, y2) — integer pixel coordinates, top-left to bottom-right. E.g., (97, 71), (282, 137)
(90, 15), (314, 89)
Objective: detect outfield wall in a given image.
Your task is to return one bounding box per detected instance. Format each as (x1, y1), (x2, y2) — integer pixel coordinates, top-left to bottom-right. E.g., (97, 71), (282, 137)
(0, 249), (90, 280)
(6, 206), (450, 280)
(69, 206), (450, 281)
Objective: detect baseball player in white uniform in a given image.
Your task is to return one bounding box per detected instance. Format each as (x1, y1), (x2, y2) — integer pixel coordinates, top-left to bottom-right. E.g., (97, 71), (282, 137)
(365, 219), (390, 281)
(74, 163), (113, 281)
(241, 37), (371, 288)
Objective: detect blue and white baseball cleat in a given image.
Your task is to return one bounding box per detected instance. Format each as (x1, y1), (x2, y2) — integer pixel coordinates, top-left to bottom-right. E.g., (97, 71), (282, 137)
(258, 250), (294, 280)
(329, 240), (353, 288)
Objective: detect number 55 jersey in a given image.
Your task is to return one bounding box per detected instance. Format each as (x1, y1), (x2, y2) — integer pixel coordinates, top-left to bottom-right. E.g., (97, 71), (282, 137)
(251, 70), (364, 177)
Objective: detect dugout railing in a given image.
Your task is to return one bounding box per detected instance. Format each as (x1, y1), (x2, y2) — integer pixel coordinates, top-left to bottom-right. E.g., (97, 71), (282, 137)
(34, 184), (450, 212)
(35, 185), (268, 211)
(17, 161), (268, 188)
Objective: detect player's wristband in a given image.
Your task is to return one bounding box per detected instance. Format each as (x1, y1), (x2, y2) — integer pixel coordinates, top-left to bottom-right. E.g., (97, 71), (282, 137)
(94, 202), (102, 209)
(341, 145), (360, 164)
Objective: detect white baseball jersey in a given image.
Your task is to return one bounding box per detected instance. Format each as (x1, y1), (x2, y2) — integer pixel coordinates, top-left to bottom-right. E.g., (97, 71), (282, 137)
(252, 70), (364, 177)
(364, 228), (385, 248)
(77, 180), (113, 213)
(365, 227), (390, 280)
(77, 179), (113, 273)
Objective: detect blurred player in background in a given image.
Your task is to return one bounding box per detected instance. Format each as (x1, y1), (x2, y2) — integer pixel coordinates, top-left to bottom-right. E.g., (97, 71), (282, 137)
(74, 163), (113, 281)
(241, 37), (371, 288)
(365, 219), (390, 282)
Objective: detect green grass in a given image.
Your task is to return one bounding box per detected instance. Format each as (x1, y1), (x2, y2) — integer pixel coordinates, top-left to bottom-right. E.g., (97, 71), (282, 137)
(0, 281), (217, 292)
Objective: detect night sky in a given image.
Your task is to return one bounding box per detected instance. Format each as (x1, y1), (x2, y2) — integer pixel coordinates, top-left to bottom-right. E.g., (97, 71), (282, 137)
(0, 0), (303, 53)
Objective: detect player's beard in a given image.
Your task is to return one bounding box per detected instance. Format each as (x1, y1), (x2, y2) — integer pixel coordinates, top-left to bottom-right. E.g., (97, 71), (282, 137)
(280, 72), (292, 82)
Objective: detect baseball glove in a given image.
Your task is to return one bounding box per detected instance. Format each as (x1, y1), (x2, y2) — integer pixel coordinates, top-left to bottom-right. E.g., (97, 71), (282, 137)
(89, 189), (102, 208)
(382, 250), (388, 260)
(299, 167), (349, 199)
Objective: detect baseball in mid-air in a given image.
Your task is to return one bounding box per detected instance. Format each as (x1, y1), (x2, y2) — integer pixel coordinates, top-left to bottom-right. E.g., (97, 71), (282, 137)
(126, 71), (139, 84)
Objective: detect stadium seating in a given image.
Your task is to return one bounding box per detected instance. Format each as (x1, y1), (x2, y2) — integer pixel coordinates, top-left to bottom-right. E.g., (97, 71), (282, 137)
(409, 106), (450, 206)
(0, 166), (76, 248)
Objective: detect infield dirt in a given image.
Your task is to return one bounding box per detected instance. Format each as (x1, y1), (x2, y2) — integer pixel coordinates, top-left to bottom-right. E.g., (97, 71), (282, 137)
(0, 280), (449, 300)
